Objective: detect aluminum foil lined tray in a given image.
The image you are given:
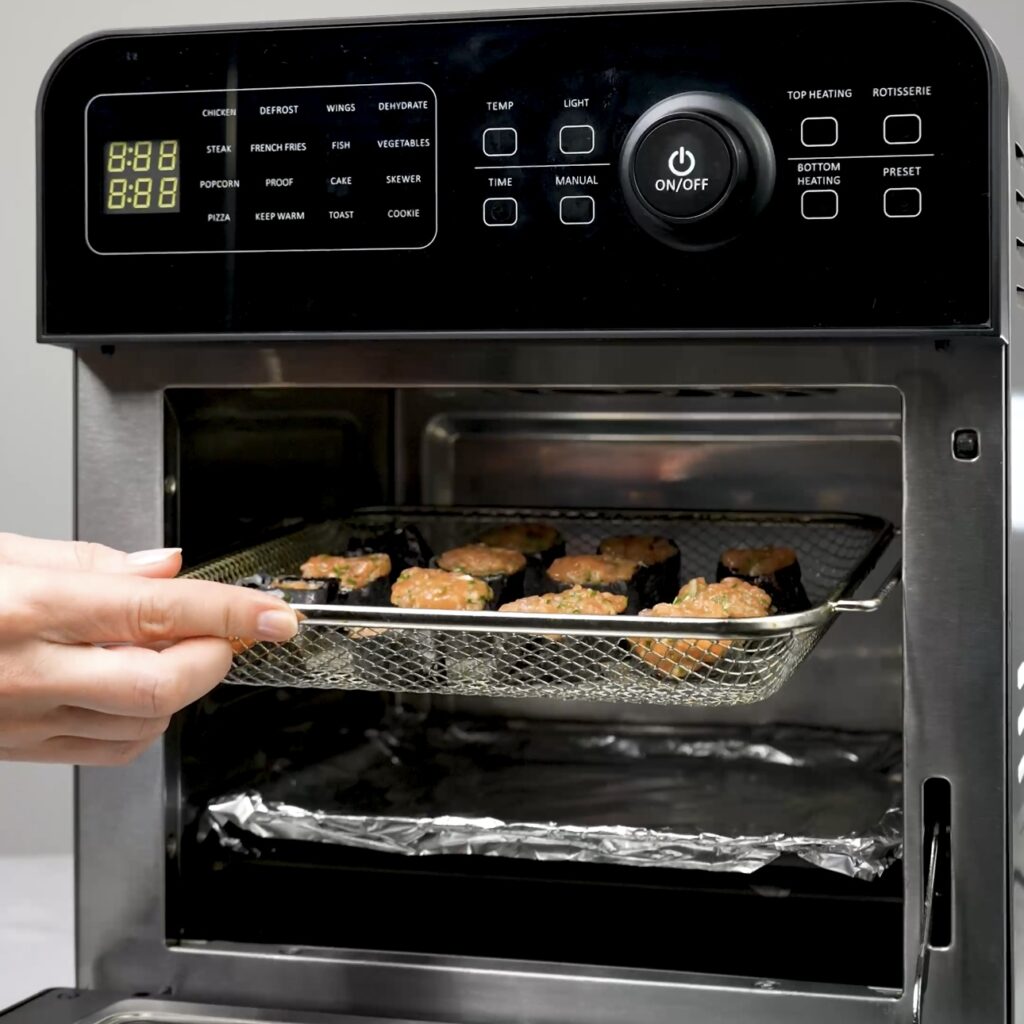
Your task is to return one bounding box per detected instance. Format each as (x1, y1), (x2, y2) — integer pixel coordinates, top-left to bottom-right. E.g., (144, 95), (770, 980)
(186, 507), (897, 708)
(204, 715), (903, 879)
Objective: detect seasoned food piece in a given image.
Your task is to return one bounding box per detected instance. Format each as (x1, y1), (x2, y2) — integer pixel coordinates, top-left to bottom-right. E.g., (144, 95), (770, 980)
(599, 534), (681, 602)
(300, 552), (391, 606)
(269, 576), (336, 606)
(478, 522), (566, 595)
(347, 525), (433, 579)
(301, 552), (390, 586)
(548, 554), (638, 585)
(478, 523), (563, 556)
(716, 545), (809, 613)
(500, 585), (628, 662)
(438, 543), (526, 577)
(500, 585), (628, 616)
(674, 575), (773, 617)
(436, 544), (527, 606)
(236, 572), (333, 606)
(599, 535), (677, 565)
(630, 576), (772, 679)
(390, 566), (496, 690)
(544, 553), (655, 614)
(391, 567), (494, 611)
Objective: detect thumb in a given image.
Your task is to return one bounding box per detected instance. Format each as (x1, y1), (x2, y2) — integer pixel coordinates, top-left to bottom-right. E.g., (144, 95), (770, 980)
(0, 533), (182, 578)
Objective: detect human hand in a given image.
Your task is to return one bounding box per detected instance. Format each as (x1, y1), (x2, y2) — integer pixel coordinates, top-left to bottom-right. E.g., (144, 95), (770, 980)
(0, 534), (298, 765)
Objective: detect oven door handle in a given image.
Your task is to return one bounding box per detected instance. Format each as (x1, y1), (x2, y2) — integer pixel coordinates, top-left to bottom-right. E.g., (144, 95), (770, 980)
(829, 560), (902, 613)
(912, 821), (942, 1024)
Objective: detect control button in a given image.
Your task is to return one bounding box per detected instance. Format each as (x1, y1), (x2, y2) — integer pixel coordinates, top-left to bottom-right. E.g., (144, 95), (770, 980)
(884, 186), (922, 218)
(800, 116), (838, 148)
(482, 127), (518, 158)
(619, 92), (773, 250)
(801, 189), (838, 220)
(560, 124), (595, 155)
(632, 118), (735, 219)
(483, 197), (518, 227)
(883, 113), (922, 145)
(952, 428), (980, 462)
(559, 195), (595, 225)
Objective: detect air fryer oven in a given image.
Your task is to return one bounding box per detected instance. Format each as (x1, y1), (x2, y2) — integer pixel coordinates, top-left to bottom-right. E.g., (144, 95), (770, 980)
(14, 2), (1024, 1023)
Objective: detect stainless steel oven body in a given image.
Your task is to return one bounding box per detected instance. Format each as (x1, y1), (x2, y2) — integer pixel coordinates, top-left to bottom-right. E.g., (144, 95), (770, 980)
(69, 338), (1005, 1024)
(22, 2), (1024, 1023)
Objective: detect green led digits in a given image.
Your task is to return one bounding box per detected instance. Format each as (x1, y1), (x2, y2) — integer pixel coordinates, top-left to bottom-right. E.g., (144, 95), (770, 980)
(103, 140), (180, 214)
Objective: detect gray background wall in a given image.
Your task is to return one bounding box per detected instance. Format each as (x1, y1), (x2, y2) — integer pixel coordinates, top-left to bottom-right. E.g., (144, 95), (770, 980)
(0, 0), (1019, 1006)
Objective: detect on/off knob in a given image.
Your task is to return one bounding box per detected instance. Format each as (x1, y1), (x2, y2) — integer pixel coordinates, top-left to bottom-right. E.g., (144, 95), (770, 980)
(633, 118), (737, 219)
(619, 93), (775, 249)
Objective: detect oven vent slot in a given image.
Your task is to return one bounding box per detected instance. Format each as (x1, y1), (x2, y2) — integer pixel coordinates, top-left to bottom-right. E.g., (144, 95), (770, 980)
(922, 777), (952, 949)
(486, 387), (838, 399)
(1015, 139), (1023, 303)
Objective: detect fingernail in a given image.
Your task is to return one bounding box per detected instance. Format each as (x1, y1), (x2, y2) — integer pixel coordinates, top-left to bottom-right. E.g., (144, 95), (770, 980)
(256, 609), (299, 641)
(127, 547), (182, 565)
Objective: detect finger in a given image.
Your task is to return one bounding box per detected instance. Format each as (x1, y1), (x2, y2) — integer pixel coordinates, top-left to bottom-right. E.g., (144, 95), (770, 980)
(53, 708), (171, 743)
(0, 533), (181, 578)
(0, 708), (170, 748)
(41, 636), (234, 718)
(59, 708), (171, 742)
(0, 736), (157, 766)
(14, 568), (298, 646)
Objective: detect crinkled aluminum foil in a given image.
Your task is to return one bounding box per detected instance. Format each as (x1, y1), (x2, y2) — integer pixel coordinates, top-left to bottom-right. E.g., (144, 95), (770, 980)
(204, 717), (902, 880)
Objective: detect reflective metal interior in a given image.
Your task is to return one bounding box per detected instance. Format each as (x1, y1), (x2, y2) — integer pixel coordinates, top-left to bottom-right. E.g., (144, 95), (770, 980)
(162, 382), (909, 984)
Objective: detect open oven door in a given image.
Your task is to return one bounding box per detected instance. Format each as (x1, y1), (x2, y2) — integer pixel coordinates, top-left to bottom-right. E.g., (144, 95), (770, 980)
(0, 991), (442, 1024)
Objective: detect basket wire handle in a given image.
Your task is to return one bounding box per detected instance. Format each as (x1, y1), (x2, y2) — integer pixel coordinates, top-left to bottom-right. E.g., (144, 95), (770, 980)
(830, 560), (902, 614)
(912, 822), (941, 1024)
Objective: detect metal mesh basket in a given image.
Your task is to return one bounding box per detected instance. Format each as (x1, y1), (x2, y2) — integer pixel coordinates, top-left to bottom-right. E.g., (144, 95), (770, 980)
(186, 508), (899, 707)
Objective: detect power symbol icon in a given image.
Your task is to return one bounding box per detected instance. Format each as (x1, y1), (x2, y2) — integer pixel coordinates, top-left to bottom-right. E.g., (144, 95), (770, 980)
(667, 146), (696, 177)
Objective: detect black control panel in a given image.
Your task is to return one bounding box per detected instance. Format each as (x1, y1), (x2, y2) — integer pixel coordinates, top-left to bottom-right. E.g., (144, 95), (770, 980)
(39, 1), (995, 338)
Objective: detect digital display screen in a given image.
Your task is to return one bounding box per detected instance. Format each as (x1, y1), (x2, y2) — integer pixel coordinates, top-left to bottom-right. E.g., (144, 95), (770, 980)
(103, 140), (180, 214)
(86, 85), (437, 252)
